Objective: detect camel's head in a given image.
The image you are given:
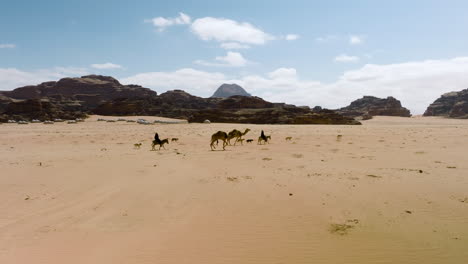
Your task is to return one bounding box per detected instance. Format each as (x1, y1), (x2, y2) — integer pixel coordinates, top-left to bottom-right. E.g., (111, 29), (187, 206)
(245, 128), (251, 133)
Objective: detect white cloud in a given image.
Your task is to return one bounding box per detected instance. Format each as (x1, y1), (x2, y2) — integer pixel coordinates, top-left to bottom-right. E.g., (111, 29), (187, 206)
(90, 63), (123, 69)
(268, 68), (298, 79)
(0, 44), (16, 49)
(190, 17), (274, 45)
(220, 42), (250, 50)
(0, 67), (89, 90)
(316, 35), (338, 42)
(349, 35), (364, 45)
(194, 52), (249, 67)
(335, 54), (360, 63)
(147, 12), (191, 32)
(285, 34), (300, 41)
(215, 52), (248, 67)
(121, 68), (226, 96)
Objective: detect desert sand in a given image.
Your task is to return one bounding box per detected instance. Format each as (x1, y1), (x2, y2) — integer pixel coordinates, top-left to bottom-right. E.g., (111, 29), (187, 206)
(1, 115), (467, 264)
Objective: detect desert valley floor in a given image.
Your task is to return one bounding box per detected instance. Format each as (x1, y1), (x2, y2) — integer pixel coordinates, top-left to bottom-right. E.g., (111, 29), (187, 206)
(1, 115), (467, 264)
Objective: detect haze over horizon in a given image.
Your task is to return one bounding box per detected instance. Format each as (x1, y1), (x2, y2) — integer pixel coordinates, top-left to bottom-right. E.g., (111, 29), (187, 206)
(2, 0), (468, 114)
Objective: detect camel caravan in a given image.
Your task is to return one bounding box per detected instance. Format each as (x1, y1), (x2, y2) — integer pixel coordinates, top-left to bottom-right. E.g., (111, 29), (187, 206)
(138, 128), (273, 151)
(210, 128), (271, 151)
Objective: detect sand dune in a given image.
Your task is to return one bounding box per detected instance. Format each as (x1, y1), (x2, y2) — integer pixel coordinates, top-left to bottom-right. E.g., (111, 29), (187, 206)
(1, 115), (467, 264)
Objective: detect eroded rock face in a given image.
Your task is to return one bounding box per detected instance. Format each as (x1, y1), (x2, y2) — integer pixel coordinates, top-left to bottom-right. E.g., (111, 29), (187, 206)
(0, 75), (156, 121)
(424, 89), (468, 118)
(0, 99), (86, 122)
(1, 75), (156, 109)
(211, 83), (251, 98)
(337, 96), (411, 119)
(217, 96), (273, 109)
(188, 108), (361, 125)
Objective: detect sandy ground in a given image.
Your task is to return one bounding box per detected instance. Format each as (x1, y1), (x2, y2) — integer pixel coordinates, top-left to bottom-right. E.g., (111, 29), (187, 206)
(1, 115), (467, 264)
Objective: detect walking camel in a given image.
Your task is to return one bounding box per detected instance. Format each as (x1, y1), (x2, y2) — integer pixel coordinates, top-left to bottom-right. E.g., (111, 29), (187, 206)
(210, 131), (229, 151)
(227, 128), (251, 145)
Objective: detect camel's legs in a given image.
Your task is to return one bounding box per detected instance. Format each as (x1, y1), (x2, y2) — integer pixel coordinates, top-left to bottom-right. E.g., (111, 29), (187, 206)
(210, 140), (216, 150)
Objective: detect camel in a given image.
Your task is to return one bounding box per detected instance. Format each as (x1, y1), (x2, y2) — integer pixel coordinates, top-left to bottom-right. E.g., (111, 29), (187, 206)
(210, 131), (229, 151)
(227, 128), (251, 145)
(152, 138), (169, 150)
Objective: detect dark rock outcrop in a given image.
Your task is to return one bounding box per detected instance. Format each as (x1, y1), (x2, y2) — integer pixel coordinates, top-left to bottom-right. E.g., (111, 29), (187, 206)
(0, 99), (86, 122)
(188, 107), (360, 125)
(337, 96), (411, 119)
(95, 93), (360, 125)
(93, 90), (220, 119)
(1, 75), (156, 109)
(424, 89), (468, 118)
(0, 75), (156, 121)
(211, 83), (251, 98)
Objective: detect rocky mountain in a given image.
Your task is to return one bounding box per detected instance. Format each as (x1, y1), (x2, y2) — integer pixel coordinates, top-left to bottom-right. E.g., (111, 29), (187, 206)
(1, 75), (156, 109)
(211, 83), (251, 98)
(337, 96), (411, 119)
(0, 75), (156, 121)
(424, 89), (468, 118)
(0, 75), (360, 125)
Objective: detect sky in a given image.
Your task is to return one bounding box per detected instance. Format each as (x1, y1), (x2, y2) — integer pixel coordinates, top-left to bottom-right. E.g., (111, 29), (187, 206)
(2, 0), (468, 114)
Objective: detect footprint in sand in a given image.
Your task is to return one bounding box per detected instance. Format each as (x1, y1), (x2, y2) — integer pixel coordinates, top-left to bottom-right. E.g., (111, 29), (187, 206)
(329, 219), (360, 235)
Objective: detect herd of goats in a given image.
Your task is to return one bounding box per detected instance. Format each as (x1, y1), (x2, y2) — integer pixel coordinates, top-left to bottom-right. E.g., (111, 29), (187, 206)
(146, 128), (273, 151)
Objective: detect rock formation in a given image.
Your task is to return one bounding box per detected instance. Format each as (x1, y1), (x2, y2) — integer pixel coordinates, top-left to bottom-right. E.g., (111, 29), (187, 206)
(337, 96), (411, 119)
(0, 75), (360, 125)
(95, 94), (360, 125)
(0, 75), (155, 121)
(424, 89), (468, 118)
(211, 83), (251, 98)
(1, 75), (156, 109)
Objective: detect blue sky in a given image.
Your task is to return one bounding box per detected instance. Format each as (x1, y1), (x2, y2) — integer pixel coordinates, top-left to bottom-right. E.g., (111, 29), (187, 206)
(2, 0), (468, 113)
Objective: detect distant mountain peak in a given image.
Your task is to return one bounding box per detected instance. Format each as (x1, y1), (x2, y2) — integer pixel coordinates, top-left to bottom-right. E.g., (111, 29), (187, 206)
(211, 83), (251, 98)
